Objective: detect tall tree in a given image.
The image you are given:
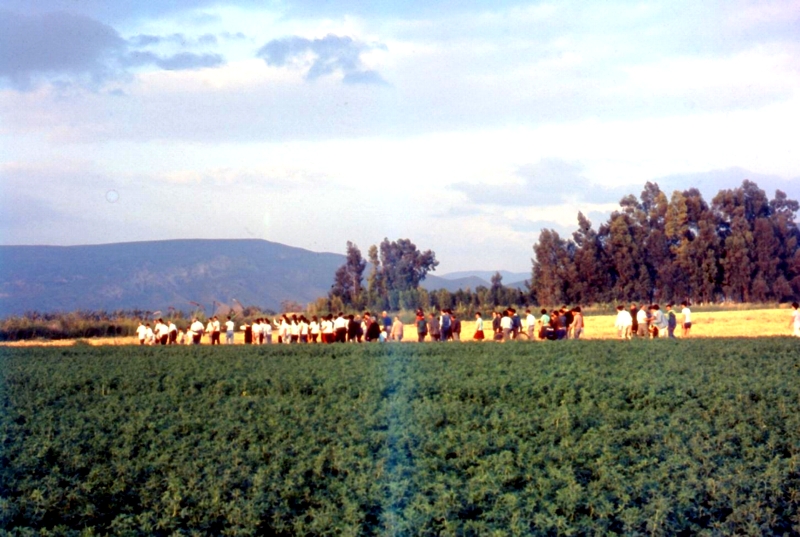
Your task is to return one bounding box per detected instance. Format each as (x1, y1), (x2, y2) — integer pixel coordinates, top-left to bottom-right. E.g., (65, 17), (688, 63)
(329, 241), (366, 308)
(571, 212), (610, 303)
(375, 238), (438, 293)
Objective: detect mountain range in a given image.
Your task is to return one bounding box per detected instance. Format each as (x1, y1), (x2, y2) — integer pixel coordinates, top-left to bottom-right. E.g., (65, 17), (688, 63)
(0, 239), (527, 316)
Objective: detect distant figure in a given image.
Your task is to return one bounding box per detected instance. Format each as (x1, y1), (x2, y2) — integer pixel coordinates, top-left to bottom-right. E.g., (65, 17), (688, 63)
(500, 311), (512, 341)
(525, 309), (536, 340)
(416, 311), (428, 342)
(637, 305), (649, 338)
(473, 312), (485, 341)
(136, 322), (147, 345)
(390, 316), (404, 341)
(572, 307), (584, 339)
(309, 316), (320, 343)
(211, 316), (221, 345)
(240, 321), (252, 345)
(538, 309), (551, 340)
(630, 303), (639, 336)
(168, 321), (178, 344)
(791, 302), (800, 337)
(382, 311), (392, 333)
(225, 316), (235, 344)
(681, 302), (692, 337)
(439, 308), (451, 341)
(451, 313), (461, 341)
(347, 314), (359, 342)
(428, 313), (440, 342)
(665, 304), (677, 338)
(190, 318), (204, 344)
(615, 305), (632, 340)
(334, 312), (348, 343)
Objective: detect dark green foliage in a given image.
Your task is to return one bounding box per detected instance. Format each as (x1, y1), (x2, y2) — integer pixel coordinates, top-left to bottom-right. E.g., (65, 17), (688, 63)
(531, 180), (800, 305)
(3, 341), (800, 535)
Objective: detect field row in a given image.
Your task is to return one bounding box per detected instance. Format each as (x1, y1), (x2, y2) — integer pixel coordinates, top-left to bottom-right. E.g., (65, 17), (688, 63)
(2, 340), (800, 535)
(2, 308), (794, 346)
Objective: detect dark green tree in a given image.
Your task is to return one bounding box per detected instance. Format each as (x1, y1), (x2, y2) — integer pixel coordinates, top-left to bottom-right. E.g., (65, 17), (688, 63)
(329, 241), (366, 308)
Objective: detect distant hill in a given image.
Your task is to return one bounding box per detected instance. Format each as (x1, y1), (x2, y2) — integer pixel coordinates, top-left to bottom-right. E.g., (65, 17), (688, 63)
(439, 270), (529, 283)
(0, 239), (530, 315)
(420, 275), (490, 293)
(0, 239), (344, 316)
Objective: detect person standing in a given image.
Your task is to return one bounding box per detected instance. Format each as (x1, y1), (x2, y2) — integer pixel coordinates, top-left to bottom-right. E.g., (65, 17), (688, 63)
(136, 321), (147, 345)
(650, 305), (667, 338)
(509, 308), (522, 339)
(680, 302), (692, 337)
(155, 319), (169, 345)
(500, 311), (513, 341)
(428, 313), (441, 342)
(563, 307), (574, 339)
(790, 302), (800, 337)
(525, 309), (536, 340)
(630, 303), (639, 337)
(416, 311), (428, 342)
(190, 318), (204, 344)
(309, 316), (320, 343)
(637, 305), (649, 338)
(615, 305), (632, 340)
(390, 316), (404, 341)
(665, 304), (677, 338)
(572, 307), (584, 339)
(365, 314), (381, 342)
(240, 321), (252, 344)
(538, 309), (550, 340)
(473, 312), (485, 340)
(168, 320), (178, 344)
(225, 316), (235, 344)
(492, 311), (502, 341)
(334, 313), (348, 343)
(381, 311), (392, 334)
(451, 313), (461, 341)
(299, 316), (309, 343)
(439, 308), (451, 341)
(211, 317), (221, 345)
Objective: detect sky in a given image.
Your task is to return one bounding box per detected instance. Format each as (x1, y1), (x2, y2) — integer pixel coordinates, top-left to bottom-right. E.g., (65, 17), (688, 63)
(1, 1), (799, 273)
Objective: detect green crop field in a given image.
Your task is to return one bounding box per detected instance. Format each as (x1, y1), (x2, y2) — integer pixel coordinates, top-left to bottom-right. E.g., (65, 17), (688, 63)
(2, 340), (800, 536)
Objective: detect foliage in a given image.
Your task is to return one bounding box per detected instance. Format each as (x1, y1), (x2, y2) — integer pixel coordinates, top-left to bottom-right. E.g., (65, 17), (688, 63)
(3, 340), (800, 535)
(531, 180), (800, 305)
(367, 238), (439, 311)
(329, 241), (367, 309)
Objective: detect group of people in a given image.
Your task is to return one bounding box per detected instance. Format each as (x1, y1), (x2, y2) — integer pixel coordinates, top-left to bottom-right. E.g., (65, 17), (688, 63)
(614, 302), (691, 339)
(136, 311), (406, 345)
(135, 300), (800, 345)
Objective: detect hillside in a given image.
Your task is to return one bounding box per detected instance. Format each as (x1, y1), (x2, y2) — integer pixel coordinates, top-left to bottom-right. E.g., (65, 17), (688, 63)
(0, 240), (345, 316)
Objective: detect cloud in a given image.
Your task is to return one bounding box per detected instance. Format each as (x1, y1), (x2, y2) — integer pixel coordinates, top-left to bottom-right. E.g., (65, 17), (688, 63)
(0, 11), (226, 91)
(257, 34), (387, 84)
(0, 10), (125, 89)
(124, 51), (224, 71)
(453, 159), (631, 208)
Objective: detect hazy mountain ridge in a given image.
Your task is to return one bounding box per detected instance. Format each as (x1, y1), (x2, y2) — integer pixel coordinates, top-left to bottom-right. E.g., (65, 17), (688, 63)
(0, 240), (523, 315)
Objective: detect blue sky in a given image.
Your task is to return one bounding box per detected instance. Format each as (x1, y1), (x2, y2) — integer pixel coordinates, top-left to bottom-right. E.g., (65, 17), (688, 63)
(1, 1), (799, 272)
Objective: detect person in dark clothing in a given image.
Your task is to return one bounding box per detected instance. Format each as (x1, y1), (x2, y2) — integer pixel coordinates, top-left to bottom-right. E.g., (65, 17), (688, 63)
(416, 311), (428, 342)
(630, 303), (639, 337)
(440, 308), (451, 341)
(451, 314), (461, 341)
(347, 315), (359, 342)
(563, 307), (574, 339)
(428, 313), (441, 341)
(492, 311), (502, 340)
(365, 313), (381, 341)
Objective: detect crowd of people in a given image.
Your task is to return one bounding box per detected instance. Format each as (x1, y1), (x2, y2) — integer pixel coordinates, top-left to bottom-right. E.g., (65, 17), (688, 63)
(133, 302), (800, 345)
(613, 302), (692, 339)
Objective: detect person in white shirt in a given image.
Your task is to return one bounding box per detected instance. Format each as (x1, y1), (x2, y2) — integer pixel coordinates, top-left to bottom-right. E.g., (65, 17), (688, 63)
(790, 302), (800, 337)
(525, 309), (536, 340)
(500, 311), (513, 341)
(636, 305), (648, 338)
(322, 315), (334, 343)
(155, 319), (169, 345)
(680, 302), (692, 337)
(190, 318), (205, 344)
(252, 320), (262, 344)
(168, 321), (178, 344)
(290, 315), (300, 343)
(136, 322), (147, 345)
(299, 316), (309, 343)
(390, 316), (404, 341)
(615, 305), (632, 340)
(211, 317), (221, 345)
(309, 316), (320, 343)
(225, 316), (235, 344)
(333, 313), (348, 343)
(144, 324), (155, 345)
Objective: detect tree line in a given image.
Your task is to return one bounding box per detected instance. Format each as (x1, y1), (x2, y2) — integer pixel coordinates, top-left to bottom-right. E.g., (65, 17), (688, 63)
(531, 180), (800, 305)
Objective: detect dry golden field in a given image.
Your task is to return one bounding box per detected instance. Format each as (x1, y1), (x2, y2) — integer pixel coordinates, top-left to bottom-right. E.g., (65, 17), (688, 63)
(2, 308), (797, 346)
